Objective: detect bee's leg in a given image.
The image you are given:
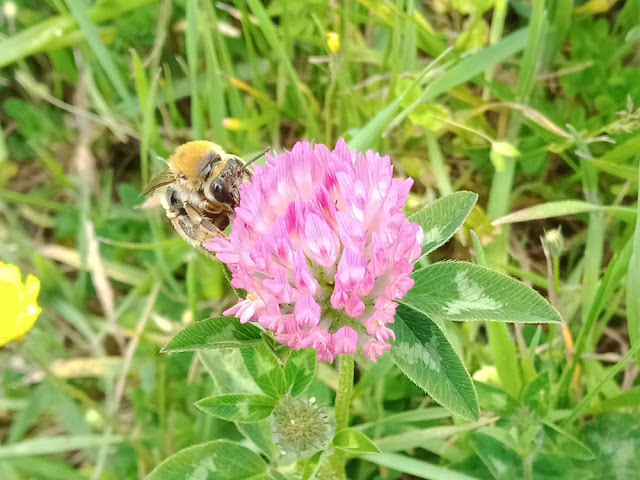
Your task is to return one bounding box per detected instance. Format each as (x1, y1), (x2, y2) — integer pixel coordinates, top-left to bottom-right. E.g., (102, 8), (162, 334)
(170, 212), (219, 261)
(198, 200), (234, 231)
(201, 200), (234, 215)
(184, 202), (223, 236)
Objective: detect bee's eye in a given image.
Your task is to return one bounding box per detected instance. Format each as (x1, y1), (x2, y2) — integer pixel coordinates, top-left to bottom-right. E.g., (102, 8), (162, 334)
(200, 163), (213, 179)
(198, 152), (221, 179)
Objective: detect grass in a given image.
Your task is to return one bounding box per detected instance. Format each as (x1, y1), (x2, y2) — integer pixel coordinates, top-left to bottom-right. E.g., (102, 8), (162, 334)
(1, 0), (640, 479)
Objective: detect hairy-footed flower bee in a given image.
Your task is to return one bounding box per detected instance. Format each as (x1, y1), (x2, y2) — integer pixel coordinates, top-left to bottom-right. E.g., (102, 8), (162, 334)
(141, 141), (267, 257)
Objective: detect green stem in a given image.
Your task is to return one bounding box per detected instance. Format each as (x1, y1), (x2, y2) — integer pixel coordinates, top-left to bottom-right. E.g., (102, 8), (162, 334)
(523, 452), (534, 480)
(483, 0), (507, 100)
(426, 132), (453, 197)
(475, 224), (522, 397)
(485, 0), (547, 266)
(329, 354), (355, 479)
(562, 338), (640, 427)
(553, 256), (561, 293)
(335, 354), (354, 431)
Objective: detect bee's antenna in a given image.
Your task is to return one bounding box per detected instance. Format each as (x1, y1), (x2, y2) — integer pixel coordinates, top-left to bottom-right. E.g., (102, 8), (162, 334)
(244, 146), (270, 169)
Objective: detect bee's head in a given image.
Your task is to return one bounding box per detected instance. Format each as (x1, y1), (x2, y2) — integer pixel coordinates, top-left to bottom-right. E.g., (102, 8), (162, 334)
(203, 156), (247, 206)
(169, 141), (225, 192)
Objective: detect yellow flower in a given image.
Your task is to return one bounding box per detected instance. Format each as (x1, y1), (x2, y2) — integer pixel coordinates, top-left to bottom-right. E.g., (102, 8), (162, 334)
(326, 32), (340, 54)
(0, 262), (41, 347)
(223, 118), (242, 131)
(472, 366), (500, 386)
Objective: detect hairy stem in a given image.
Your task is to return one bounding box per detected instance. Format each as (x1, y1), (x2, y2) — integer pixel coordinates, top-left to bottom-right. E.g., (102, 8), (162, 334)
(335, 354), (354, 431)
(329, 354), (355, 479)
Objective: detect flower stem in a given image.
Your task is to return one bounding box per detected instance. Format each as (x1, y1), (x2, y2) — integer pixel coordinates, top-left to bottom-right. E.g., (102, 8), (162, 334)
(335, 354), (354, 431)
(328, 354), (354, 479)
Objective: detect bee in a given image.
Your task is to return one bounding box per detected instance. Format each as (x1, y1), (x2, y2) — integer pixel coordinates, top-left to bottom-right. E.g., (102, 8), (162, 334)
(141, 141), (267, 256)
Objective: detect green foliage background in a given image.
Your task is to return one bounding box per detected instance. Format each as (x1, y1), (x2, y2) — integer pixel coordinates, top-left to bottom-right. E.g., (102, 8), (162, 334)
(1, 0), (640, 479)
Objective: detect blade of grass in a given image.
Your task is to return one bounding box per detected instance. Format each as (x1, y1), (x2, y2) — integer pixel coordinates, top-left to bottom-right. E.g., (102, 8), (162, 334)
(203, 1), (244, 123)
(426, 132), (454, 197)
(161, 63), (186, 128)
(64, 0), (129, 101)
(39, 244), (146, 286)
(628, 164), (640, 362)
(97, 237), (183, 250)
(233, 1), (266, 94)
(562, 339), (640, 427)
(585, 235), (633, 347)
(385, 28), (529, 139)
(483, 0), (508, 100)
(186, 0), (204, 139)
(555, 235), (634, 405)
(90, 0), (157, 23)
(374, 417), (497, 452)
(361, 452), (479, 480)
(0, 0), (157, 68)
(7, 383), (51, 443)
(472, 231), (522, 397)
(354, 408), (451, 432)
(7, 457), (88, 480)
(599, 131), (640, 164)
(401, 0), (417, 71)
(91, 282), (160, 480)
(547, 0), (572, 61)
(144, 0), (172, 73)
(0, 125), (8, 164)
(200, 0), (228, 144)
(500, 262), (553, 290)
(357, 0), (447, 56)
(132, 50), (159, 186)
(0, 16), (75, 68)
(586, 157), (638, 182)
(0, 189), (76, 211)
(0, 462), (19, 480)
(245, 0), (319, 138)
(492, 200), (636, 225)
(0, 435), (125, 458)
(486, 1), (547, 266)
(589, 385), (640, 413)
(44, 25), (117, 53)
(420, 28), (529, 103)
(86, 69), (131, 141)
(568, 126), (605, 332)
(349, 47), (452, 152)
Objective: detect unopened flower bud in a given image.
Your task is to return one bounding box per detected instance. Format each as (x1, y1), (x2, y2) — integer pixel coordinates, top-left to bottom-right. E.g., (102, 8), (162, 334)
(272, 396), (335, 459)
(543, 228), (565, 258)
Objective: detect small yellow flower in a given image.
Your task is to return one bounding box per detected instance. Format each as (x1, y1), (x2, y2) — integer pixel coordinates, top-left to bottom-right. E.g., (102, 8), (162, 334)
(472, 366), (500, 386)
(0, 262), (42, 347)
(223, 118), (242, 131)
(326, 32), (340, 54)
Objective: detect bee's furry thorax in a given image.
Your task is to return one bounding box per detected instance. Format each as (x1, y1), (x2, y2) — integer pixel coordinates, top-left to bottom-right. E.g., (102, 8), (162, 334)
(169, 141), (226, 191)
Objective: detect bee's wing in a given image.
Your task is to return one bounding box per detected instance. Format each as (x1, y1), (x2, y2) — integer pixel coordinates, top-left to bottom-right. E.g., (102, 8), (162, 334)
(140, 170), (175, 196)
